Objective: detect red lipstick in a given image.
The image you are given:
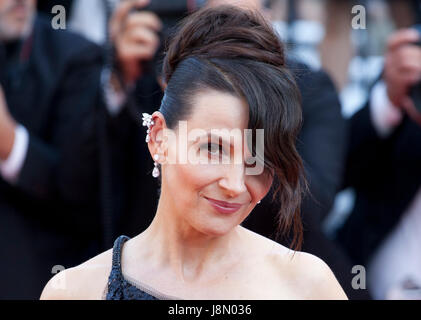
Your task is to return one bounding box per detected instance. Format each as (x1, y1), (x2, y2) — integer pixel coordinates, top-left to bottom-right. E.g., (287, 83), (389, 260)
(205, 197), (243, 214)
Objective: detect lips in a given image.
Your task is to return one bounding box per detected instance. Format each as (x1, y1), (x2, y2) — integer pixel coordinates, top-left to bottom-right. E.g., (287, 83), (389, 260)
(204, 197), (243, 214)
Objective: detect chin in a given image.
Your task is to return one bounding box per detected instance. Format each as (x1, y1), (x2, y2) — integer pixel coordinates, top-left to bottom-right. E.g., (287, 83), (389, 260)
(205, 228), (230, 237)
(196, 221), (236, 238)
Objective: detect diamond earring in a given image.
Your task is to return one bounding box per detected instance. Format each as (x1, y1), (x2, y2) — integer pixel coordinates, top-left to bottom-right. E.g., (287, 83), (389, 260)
(257, 201), (261, 204)
(152, 154), (160, 178)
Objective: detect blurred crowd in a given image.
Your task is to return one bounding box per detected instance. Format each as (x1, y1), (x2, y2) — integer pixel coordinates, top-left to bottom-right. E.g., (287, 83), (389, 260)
(1, 0), (421, 300)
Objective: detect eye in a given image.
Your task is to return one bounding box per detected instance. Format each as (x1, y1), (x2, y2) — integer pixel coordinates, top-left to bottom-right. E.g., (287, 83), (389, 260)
(201, 142), (222, 156)
(209, 143), (222, 155)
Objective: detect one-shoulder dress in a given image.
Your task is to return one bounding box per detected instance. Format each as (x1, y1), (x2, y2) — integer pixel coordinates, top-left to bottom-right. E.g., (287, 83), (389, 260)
(104, 235), (179, 300)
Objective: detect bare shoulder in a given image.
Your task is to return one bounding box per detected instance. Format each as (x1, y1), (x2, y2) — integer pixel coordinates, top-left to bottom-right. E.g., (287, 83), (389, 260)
(40, 249), (113, 300)
(240, 227), (348, 300)
(279, 250), (348, 300)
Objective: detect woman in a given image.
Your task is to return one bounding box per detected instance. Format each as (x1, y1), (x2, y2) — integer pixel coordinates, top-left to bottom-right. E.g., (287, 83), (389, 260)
(40, 5), (347, 300)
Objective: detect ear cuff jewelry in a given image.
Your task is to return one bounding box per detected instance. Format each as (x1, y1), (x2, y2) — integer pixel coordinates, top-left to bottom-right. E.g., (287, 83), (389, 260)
(142, 113), (160, 178)
(142, 113), (154, 143)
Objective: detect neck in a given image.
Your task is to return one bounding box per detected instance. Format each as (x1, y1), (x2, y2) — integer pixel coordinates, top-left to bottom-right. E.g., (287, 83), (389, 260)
(137, 190), (246, 284)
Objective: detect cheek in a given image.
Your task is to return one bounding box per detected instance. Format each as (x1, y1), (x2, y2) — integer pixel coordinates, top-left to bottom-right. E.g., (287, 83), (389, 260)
(164, 143), (220, 202)
(246, 174), (273, 201)
(168, 163), (220, 195)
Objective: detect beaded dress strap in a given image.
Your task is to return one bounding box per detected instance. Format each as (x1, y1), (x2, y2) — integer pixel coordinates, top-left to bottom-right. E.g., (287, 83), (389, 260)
(111, 235), (131, 275)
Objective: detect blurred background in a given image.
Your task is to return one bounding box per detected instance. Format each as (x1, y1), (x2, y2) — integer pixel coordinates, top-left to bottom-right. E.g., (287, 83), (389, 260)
(1, 0), (421, 300)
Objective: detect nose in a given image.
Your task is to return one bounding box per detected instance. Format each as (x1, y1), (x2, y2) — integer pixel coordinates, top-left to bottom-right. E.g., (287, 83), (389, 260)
(218, 164), (247, 198)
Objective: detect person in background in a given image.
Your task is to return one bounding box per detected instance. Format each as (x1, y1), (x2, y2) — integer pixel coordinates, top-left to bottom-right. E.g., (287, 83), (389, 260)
(42, 0), (166, 244)
(0, 0), (103, 299)
(96, 0), (165, 244)
(337, 28), (421, 299)
(38, 0), (165, 247)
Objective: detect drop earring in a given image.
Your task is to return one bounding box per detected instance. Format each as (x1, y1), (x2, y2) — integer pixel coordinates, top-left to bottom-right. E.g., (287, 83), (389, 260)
(152, 154), (160, 178)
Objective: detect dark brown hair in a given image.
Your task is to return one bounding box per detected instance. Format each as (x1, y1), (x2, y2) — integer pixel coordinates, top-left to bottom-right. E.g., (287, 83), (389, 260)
(159, 5), (305, 250)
